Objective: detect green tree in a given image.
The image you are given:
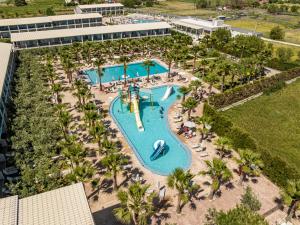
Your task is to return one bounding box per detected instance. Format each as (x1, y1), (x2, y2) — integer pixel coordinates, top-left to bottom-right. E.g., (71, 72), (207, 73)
(281, 179), (300, 221)
(45, 7), (55, 16)
(178, 86), (190, 102)
(270, 26), (285, 40)
(114, 182), (157, 225)
(214, 137), (232, 159)
(241, 186), (261, 212)
(143, 59), (155, 82)
(290, 5), (299, 13)
(200, 158), (233, 200)
(182, 97), (198, 120)
(205, 206), (268, 225)
(101, 152), (128, 190)
(119, 55), (131, 86)
(14, 0), (26, 6)
(234, 149), (264, 185)
(167, 168), (199, 213)
(94, 57), (106, 91)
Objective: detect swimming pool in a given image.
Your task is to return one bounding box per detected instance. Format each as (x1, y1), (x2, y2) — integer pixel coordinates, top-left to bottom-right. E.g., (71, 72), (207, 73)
(110, 85), (191, 175)
(85, 60), (168, 84)
(132, 19), (160, 24)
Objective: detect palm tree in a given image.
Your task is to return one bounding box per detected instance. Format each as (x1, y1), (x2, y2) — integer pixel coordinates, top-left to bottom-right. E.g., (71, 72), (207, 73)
(189, 79), (202, 97)
(94, 57), (106, 91)
(101, 152), (128, 190)
(143, 59), (155, 82)
(73, 79), (92, 107)
(66, 161), (96, 184)
(164, 51), (175, 78)
(218, 61), (232, 93)
(182, 97), (198, 120)
(190, 45), (200, 72)
(51, 83), (63, 104)
(195, 115), (212, 142)
(89, 121), (106, 150)
(114, 182), (157, 225)
(200, 158), (233, 200)
(62, 142), (86, 171)
(178, 86), (190, 103)
(119, 55), (131, 86)
(234, 149), (264, 185)
(83, 102), (99, 129)
(45, 60), (57, 86)
(206, 72), (219, 95)
(56, 104), (72, 139)
(281, 179), (300, 221)
(167, 168), (199, 214)
(61, 57), (75, 83)
(101, 139), (118, 156)
(215, 137), (232, 159)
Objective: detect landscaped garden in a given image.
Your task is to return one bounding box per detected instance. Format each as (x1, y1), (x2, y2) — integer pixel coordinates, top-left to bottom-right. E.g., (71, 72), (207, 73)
(222, 79), (300, 174)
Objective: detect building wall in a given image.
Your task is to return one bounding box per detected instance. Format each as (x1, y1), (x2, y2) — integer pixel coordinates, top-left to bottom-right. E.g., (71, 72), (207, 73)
(0, 49), (15, 137)
(13, 28), (171, 49)
(0, 17), (102, 38)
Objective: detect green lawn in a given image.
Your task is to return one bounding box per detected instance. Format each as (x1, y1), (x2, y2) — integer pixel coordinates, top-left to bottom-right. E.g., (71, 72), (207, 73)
(0, 0), (73, 18)
(222, 80), (300, 173)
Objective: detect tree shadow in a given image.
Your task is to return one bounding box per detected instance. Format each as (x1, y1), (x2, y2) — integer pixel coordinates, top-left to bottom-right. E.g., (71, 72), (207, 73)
(92, 204), (123, 225)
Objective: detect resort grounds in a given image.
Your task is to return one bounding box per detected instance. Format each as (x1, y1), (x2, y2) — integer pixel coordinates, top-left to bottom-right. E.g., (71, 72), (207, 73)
(52, 57), (296, 225)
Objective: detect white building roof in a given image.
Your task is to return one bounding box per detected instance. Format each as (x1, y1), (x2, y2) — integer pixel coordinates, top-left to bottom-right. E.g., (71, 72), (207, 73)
(18, 183), (95, 225)
(0, 13), (102, 27)
(172, 18), (230, 31)
(11, 22), (171, 42)
(0, 42), (13, 95)
(77, 3), (123, 9)
(0, 195), (18, 225)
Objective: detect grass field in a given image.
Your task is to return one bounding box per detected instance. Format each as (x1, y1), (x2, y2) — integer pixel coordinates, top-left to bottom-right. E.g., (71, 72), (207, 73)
(223, 80), (300, 173)
(140, 0), (217, 18)
(0, 0), (73, 18)
(269, 42), (300, 61)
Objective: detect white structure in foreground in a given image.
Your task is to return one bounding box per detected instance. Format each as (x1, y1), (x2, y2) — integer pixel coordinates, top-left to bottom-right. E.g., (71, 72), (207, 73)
(0, 13), (103, 38)
(171, 18), (231, 38)
(0, 183), (95, 225)
(75, 3), (124, 16)
(0, 43), (15, 137)
(11, 22), (172, 49)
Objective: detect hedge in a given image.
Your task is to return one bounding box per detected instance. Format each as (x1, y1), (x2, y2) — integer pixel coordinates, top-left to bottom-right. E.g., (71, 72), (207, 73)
(203, 103), (300, 189)
(209, 67), (300, 109)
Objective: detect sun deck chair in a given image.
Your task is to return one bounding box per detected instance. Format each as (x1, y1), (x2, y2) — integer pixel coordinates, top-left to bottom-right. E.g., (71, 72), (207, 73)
(199, 152), (208, 157)
(174, 117), (183, 123)
(159, 187), (166, 202)
(192, 143), (200, 149)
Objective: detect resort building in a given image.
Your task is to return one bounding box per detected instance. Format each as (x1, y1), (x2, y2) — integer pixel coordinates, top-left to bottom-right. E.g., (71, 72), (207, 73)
(171, 18), (231, 38)
(0, 43), (15, 137)
(0, 183), (95, 225)
(0, 13), (103, 38)
(11, 22), (172, 49)
(75, 3), (124, 16)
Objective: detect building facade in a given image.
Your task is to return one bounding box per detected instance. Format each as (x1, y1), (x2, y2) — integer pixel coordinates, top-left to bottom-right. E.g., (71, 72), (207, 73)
(11, 22), (171, 49)
(0, 43), (15, 137)
(0, 13), (102, 38)
(172, 18), (231, 38)
(75, 3), (124, 16)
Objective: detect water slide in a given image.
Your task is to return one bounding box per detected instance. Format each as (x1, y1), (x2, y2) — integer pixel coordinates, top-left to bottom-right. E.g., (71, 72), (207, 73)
(150, 140), (166, 161)
(132, 95), (144, 132)
(161, 86), (173, 101)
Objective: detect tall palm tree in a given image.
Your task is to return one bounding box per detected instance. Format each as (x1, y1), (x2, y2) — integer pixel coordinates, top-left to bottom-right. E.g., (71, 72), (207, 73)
(89, 121), (106, 150)
(73, 79), (92, 107)
(215, 137), (232, 159)
(281, 179), (300, 221)
(234, 149), (264, 185)
(143, 59), (155, 82)
(45, 60), (57, 86)
(62, 142), (86, 171)
(218, 61), (232, 93)
(191, 45), (200, 72)
(178, 86), (190, 103)
(189, 79), (202, 97)
(114, 182), (157, 225)
(83, 102), (99, 129)
(56, 104), (72, 139)
(200, 158), (233, 200)
(206, 72), (219, 95)
(119, 55), (131, 86)
(61, 57), (75, 83)
(167, 168), (199, 214)
(182, 97), (198, 120)
(66, 161), (96, 184)
(164, 51), (175, 78)
(94, 57), (106, 91)
(51, 83), (63, 104)
(101, 152), (128, 190)
(101, 139), (118, 156)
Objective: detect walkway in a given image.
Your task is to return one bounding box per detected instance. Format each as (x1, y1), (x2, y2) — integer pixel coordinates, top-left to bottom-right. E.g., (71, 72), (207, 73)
(262, 37), (300, 47)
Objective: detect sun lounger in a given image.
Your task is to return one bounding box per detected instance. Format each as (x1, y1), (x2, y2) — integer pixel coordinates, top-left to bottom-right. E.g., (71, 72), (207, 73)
(199, 152), (208, 157)
(159, 187), (166, 201)
(174, 117), (183, 123)
(192, 144), (200, 149)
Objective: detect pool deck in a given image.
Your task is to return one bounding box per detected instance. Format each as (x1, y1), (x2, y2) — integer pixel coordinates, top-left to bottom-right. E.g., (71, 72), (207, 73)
(54, 59), (297, 225)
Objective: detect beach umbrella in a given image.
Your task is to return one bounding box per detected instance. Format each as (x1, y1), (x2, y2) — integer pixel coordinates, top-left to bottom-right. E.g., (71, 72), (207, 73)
(184, 121), (196, 128)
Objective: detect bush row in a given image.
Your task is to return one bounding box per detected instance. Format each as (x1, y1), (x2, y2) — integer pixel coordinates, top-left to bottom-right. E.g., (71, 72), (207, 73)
(209, 67), (300, 109)
(203, 103), (300, 189)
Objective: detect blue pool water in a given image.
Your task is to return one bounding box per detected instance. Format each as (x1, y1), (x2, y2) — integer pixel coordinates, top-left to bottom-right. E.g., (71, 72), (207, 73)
(110, 85), (191, 175)
(85, 60), (168, 84)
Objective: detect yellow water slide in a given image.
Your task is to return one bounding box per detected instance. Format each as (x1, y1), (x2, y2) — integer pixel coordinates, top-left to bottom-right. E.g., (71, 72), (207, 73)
(131, 95), (144, 132)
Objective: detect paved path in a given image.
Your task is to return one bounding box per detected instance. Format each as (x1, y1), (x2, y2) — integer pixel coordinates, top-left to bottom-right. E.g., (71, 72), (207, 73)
(262, 37), (300, 47)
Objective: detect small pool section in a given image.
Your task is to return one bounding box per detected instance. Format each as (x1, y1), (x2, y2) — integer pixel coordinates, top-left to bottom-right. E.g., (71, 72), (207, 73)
(110, 85), (191, 175)
(85, 60), (168, 84)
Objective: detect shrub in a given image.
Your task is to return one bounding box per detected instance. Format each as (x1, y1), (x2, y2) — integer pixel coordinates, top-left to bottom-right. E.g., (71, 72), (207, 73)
(263, 80), (286, 95)
(209, 67), (300, 109)
(241, 186), (261, 212)
(14, 0), (26, 6)
(270, 26), (285, 40)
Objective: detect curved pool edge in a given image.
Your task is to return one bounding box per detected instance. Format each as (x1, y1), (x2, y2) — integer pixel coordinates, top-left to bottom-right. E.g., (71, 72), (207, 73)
(109, 85), (192, 176)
